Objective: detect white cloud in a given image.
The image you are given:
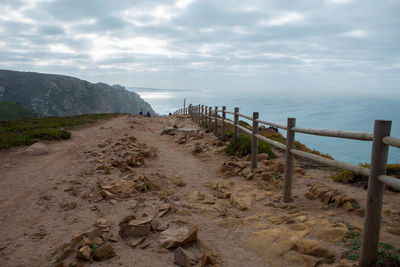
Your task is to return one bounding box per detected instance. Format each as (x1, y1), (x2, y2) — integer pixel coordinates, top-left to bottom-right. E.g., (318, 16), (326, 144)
(175, 0), (195, 9)
(260, 12), (304, 26)
(327, 0), (352, 4)
(48, 44), (77, 54)
(343, 30), (367, 38)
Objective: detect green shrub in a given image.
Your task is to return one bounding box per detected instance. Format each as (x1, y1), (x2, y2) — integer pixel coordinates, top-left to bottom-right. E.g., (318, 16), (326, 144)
(0, 113), (119, 149)
(345, 253), (359, 261)
(331, 163), (400, 188)
(225, 134), (275, 158)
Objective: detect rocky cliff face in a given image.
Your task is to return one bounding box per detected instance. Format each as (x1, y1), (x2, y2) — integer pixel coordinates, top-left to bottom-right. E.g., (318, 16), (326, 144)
(0, 69), (155, 116)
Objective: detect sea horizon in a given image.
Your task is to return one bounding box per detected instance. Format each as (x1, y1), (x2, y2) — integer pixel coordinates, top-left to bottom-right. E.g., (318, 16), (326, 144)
(129, 87), (400, 165)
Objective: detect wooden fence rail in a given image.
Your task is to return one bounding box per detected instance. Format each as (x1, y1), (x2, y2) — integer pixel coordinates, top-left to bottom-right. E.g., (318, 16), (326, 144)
(182, 103), (400, 267)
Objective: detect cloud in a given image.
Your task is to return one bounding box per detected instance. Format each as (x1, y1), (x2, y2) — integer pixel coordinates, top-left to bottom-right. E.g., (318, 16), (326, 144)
(260, 12), (305, 26)
(0, 0), (399, 94)
(342, 30), (367, 38)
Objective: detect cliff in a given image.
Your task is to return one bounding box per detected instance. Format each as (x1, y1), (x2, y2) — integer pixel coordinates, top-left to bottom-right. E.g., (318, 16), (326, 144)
(0, 69), (154, 116)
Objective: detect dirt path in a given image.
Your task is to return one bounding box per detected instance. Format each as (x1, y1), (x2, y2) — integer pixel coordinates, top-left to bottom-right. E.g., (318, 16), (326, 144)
(0, 115), (399, 267)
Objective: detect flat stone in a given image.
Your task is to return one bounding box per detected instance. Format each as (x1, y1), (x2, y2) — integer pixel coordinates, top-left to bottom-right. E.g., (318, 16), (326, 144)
(174, 247), (199, 267)
(295, 239), (334, 260)
(76, 245), (91, 261)
(126, 237), (146, 248)
(119, 215), (153, 238)
(170, 176), (186, 187)
(230, 192), (253, 210)
(93, 244), (116, 260)
(159, 224), (198, 248)
(304, 192), (317, 200)
(24, 142), (49, 155)
(315, 223), (349, 243)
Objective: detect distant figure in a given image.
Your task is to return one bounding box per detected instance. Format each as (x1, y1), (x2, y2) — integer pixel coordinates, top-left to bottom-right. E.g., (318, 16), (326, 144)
(139, 110), (143, 115)
(169, 112), (172, 116)
(146, 111), (151, 117)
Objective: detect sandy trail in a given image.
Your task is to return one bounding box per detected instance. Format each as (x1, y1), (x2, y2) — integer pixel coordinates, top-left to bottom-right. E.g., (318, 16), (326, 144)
(0, 115), (399, 267)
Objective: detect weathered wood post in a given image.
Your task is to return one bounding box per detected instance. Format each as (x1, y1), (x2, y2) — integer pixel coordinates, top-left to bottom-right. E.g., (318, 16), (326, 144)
(214, 106), (218, 136)
(234, 107), (239, 146)
(200, 105), (204, 126)
(360, 120), (391, 267)
(251, 112), (259, 170)
(222, 106), (226, 141)
(208, 107), (212, 131)
(205, 106), (208, 128)
(283, 118), (296, 202)
(197, 105), (200, 124)
(184, 98), (186, 115)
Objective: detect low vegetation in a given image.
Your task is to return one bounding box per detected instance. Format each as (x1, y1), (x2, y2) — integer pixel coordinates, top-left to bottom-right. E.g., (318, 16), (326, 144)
(331, 163), (400, 190)
(225, 134), (275, 158)
(0, 101), (41, 120)
(0, 113), (120, 149)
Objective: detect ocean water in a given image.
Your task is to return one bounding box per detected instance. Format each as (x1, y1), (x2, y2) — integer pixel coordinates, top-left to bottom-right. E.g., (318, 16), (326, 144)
(129, 87), (400, 164)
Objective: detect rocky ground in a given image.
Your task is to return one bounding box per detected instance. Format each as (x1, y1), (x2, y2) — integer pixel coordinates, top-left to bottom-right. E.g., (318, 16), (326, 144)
(0, 114), (399, 267)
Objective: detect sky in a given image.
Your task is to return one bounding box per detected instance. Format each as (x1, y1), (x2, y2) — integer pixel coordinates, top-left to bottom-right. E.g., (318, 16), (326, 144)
(0, 0), (399, 94)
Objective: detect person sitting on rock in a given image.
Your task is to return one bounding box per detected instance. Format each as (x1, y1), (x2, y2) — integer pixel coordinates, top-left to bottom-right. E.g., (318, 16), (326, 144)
(146, 111), (151, 117)
(139, 110), (143, 115)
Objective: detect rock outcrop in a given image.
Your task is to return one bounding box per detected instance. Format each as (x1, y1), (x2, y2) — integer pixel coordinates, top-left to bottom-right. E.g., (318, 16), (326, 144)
(0, 69), (155, 116)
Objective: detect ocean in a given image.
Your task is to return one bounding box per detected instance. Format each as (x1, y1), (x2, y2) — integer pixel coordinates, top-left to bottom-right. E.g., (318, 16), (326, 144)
(128, 87), (400, 165)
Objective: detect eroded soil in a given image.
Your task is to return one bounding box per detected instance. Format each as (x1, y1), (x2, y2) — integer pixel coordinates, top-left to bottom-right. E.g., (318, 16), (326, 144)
(0, 115), (399, 267)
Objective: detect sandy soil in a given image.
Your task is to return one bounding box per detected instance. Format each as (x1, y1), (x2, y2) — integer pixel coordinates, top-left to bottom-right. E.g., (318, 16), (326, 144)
(0, 115), (399, 267)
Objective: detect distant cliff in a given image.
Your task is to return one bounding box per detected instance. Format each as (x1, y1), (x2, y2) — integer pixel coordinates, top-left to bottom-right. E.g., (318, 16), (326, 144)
(0, 69), (154, 116)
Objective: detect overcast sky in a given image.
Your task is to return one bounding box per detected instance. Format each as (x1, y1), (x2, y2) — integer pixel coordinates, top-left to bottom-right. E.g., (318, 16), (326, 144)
(0, 0), (399, 94)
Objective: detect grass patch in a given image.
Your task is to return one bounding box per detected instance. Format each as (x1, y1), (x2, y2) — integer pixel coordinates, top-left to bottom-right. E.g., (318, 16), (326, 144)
(0, 101), (41, 120)
(345, 253), (359, 261)
(0, 113), (120, 149)
(342, 238), (400, 266)
(331, 163), (400, 190)
(225, 134), (275, 158)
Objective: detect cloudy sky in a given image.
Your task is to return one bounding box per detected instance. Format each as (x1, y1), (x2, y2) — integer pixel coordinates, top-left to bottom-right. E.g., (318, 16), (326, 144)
(0, 0), (399, 94)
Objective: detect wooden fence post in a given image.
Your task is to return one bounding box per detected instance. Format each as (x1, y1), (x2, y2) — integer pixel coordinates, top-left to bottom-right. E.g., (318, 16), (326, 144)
(283, 118), (296, 203)
(222, 106), (226, 141)
(197, 105), (200, 124)
(251, 112), (259, 170)
(205, 106), (208, 128)
(214, 106), (218, 136)
(360, 120), (391, 267)
(234, 107), (239, 146)
(200, 105), (204, 126)
(208, 107), (212, 130)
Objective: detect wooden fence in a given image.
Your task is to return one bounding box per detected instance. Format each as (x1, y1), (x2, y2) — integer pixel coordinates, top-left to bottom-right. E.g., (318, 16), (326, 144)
(175, 103), (400, 267)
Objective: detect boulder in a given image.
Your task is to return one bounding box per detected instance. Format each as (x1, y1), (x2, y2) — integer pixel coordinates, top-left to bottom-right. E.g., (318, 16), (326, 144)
(295, 239), (334, 261)
(170, 176), (186, 187)
(304, 192), (317, 200)
(388, 226), (400, 236)
(76, 245), (91, 261)
(93, 244), (116, 260)
(159, 224), (198, 248)
(174, 247), (199, 267)
(315, 223), (349, 243)
(241, 225), (311, 266)
(230, 192), (254, 210)
(24, 142), (49, 155)
(119, 215), (153, 238)
(257, 153), (269, 161)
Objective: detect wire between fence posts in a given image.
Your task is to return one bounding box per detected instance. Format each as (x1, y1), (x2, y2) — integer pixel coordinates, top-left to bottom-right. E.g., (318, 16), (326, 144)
(284, 118), (296, 203)
(222, 106), (226, 141)
(234, 107), (239, 146)
(360, 120), (392, 267)
(214, 106), (218, 136)
(251, 112), (259, 169)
